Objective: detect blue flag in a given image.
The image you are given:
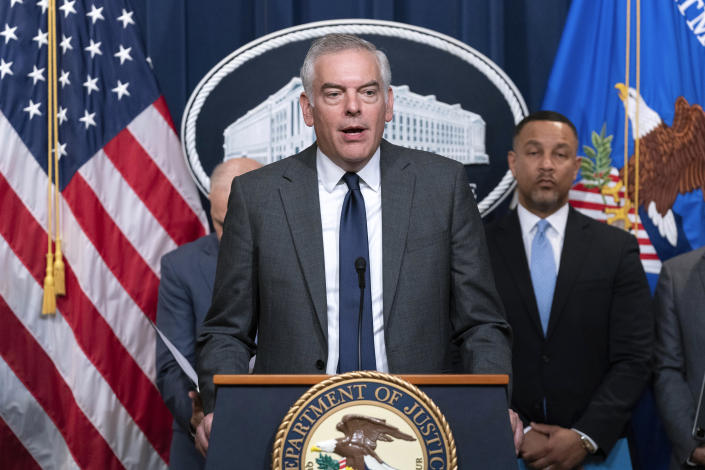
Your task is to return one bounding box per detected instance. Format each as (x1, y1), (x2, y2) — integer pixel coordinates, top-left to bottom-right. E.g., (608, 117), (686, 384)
(541, 2), (705, 470)
(543, 0), (705, 290)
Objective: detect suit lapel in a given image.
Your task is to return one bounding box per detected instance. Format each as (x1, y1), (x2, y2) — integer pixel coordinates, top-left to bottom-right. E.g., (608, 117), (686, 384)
(546, 208), (591, 339)
(380, 141), (414, 323)
(496, 211), (544, 337)
(278, 146), (328, 336)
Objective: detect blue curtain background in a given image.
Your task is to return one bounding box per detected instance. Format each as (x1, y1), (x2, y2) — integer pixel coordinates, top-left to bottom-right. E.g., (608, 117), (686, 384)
(131, 0), (571, 131)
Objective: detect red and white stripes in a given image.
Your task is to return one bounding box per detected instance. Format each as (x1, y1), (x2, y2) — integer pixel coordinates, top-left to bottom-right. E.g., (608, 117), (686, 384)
(569, 169), (661, 274)
(0, 99), (207, 468)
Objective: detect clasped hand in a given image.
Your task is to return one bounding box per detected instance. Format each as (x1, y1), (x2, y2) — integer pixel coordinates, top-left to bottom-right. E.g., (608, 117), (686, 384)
(520, 423), (587, 470)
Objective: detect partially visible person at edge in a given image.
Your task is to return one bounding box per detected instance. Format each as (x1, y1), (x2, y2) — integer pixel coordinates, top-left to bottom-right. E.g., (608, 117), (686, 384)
(155, 158), (262, 469)
(654, 246), (705, 470)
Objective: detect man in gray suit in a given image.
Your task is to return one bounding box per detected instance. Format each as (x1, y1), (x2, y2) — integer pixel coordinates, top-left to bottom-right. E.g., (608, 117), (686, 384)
(195, 33), (516, 454)
(156, 158), (261, 469)
(654, 246), (705, 469)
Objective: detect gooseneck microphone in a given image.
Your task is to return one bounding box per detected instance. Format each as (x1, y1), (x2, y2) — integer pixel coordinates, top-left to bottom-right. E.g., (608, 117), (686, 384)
(354, 257), (367, 370)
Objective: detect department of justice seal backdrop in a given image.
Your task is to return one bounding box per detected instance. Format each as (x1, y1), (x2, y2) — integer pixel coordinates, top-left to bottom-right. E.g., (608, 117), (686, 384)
(271, 372), (456, 470)
(181, 19), (528, 217)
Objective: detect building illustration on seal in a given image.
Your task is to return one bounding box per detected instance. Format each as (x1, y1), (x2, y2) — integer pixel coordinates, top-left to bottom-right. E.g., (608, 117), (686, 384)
(223, 77), (489, 166)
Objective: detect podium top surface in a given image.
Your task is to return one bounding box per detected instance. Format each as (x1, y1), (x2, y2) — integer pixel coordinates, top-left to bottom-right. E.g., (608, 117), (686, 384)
(213, 373), (508, 385)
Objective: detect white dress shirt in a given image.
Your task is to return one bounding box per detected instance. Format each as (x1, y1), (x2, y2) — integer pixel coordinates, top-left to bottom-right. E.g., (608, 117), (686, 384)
(317, 148), (388, 374)
(517, 202), (569, 272)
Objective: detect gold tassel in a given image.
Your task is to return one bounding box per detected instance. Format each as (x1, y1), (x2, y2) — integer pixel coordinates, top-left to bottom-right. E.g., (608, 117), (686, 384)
(49, 0), (64, 296)
(53, 239), (65, 295)
(42, 252), (56, 315)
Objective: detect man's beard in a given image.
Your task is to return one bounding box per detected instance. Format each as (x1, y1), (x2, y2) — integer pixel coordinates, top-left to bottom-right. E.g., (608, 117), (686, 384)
(528, 189), (564, 214)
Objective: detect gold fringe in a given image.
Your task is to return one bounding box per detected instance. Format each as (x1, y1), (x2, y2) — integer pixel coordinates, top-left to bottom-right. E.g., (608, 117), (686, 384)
(42, 253), (56, 315)
(53, 239), (65, 295)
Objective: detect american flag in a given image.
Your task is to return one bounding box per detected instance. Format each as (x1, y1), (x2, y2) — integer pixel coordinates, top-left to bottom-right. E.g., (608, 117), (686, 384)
(569, 168), (661, 275)
(0, 0), (207, 468)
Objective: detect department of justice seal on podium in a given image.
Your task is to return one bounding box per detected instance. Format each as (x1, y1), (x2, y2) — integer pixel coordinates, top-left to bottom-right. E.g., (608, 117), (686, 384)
(272, 372), (456, 470)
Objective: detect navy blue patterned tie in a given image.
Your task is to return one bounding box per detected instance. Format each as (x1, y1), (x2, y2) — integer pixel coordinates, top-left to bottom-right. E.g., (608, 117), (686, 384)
(338, 172), (375, 372)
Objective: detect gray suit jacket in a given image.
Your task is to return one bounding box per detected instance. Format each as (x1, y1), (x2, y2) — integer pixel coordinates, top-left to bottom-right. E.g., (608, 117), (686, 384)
(654, 246), (705, 470)
(196, 140), (512, 413)
(156, 233), (217, 469)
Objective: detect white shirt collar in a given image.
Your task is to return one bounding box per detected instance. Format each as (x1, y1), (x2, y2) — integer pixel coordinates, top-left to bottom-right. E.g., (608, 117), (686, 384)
(316, 146), (381, 193)
(517, 202), (569, 238)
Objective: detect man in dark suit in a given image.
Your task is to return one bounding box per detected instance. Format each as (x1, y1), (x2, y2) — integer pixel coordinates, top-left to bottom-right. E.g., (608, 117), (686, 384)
(155, 157), (261, 469)
(485, 111), (653, 469)
(654, 246), (705, 469)
(195, 33), (518, 453)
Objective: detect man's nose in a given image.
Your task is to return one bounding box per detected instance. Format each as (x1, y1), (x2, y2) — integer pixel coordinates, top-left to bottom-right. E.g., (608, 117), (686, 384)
(538, 153), (554, 170)
(344, 91), (361, 115)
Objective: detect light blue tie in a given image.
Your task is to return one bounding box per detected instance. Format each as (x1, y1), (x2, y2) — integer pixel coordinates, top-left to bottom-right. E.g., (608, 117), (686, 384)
(530, 219), (556, 335)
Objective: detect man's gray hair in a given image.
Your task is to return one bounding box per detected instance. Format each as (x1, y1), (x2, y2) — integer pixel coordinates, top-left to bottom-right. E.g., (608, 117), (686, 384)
(300, 34), (392, 102)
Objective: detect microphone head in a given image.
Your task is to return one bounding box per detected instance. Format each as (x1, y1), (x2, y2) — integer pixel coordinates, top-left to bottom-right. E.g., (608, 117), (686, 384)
(355, 257), (366, 272)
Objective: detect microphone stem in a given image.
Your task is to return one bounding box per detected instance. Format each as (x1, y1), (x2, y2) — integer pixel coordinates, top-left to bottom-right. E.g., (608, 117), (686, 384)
(358, 285), (364, 370)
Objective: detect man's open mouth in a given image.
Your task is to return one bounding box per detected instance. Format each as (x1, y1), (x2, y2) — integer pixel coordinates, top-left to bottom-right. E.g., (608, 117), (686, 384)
(341, 126), (365, 134)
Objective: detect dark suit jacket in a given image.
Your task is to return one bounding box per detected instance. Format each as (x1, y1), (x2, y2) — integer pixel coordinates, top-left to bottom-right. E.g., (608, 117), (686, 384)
(654, 246), (705, 470)
(156, 233), (218, 470)
(196, 140), (512, 413)
(485, 207), (653, 455)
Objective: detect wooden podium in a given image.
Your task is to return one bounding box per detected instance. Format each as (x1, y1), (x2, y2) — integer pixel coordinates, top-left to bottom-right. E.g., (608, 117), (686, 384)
(205, 374), (516, 469)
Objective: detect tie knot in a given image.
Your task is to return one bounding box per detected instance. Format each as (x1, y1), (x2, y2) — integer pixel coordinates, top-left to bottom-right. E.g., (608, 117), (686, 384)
(535, 219), (550, 236)
(342, 172), (360, 191)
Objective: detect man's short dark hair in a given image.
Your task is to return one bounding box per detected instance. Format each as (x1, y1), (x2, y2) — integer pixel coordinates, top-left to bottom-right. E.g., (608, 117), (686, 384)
(513, 110), (578, 146)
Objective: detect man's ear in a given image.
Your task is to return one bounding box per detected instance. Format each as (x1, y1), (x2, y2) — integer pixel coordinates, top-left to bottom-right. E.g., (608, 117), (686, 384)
(571, 155), (581, 181)
(299, 92), (314, 127)
(507, 150), (517, 177)
(384, 87), (394, 122)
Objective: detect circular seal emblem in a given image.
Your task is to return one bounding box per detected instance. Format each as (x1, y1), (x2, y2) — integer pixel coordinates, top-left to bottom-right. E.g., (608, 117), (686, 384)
(181, 19), (528, 217)
(271, 372), (456, 470)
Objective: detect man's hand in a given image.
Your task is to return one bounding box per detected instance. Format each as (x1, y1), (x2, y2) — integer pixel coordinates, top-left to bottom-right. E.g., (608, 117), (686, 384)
(195, 412), (213, 457)
(691, 444), (705, 466)
(509, 409), (524, 455)
(520, 428), (549, 465)
(189, 391), (204, 434)
(525, 423), (587, 470)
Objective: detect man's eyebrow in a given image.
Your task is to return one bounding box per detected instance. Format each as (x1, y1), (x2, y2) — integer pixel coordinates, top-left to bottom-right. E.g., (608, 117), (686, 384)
(320, 82), (344, 90)
(357, 80), (380, 89)
(320, 80), (380, 90)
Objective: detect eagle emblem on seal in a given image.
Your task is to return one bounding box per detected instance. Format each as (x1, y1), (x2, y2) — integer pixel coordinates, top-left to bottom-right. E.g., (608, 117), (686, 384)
(311, 414), (416, 470)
